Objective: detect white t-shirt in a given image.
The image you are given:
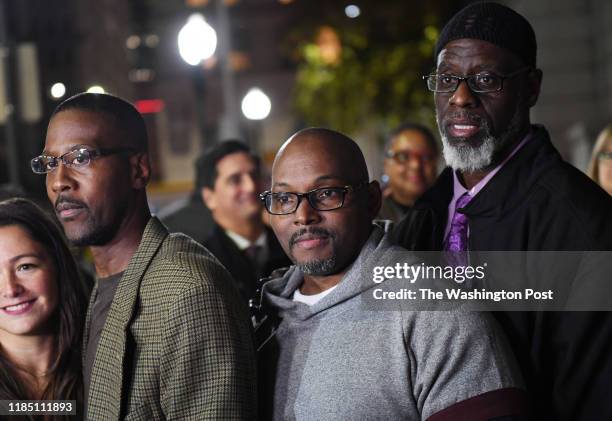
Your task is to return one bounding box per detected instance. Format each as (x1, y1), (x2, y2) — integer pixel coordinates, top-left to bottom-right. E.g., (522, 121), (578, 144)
(293, 284), (338, 306)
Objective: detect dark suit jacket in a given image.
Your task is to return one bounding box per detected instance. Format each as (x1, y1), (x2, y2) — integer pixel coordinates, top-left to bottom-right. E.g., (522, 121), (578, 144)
(159, 196), (213, 245)
(203, 224), (291, 303)
(392, 125), (612, 421)
(84, 217), (257, 420)
(376, 195), (411, 224)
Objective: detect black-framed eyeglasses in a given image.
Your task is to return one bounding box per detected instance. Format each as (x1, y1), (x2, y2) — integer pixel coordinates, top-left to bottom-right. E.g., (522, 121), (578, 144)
(260, 183), (367, 215)
(422, 67), (531, 93)
(598, 151), (612, 161)
(385, 150), (436, 164)
(30, 147), (137, 174)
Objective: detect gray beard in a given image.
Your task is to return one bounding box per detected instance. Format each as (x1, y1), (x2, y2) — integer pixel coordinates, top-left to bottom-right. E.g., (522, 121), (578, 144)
(297, 255), (337, 276)
(437, 107), (524, 172)
(440, 132), (496, 172)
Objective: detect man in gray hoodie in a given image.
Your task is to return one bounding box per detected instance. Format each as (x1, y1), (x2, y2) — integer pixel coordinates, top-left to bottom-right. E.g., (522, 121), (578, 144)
(255, 127), (527, 420)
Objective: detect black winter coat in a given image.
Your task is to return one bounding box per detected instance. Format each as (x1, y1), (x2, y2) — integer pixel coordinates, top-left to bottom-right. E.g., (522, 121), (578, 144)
(392, 125), (612, 421)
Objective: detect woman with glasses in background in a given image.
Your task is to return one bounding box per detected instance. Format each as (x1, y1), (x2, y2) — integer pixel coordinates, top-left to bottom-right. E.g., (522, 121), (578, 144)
(379, 122), (439, 223)
(588, 124), (612, 196)
(0, 198), (87, 419)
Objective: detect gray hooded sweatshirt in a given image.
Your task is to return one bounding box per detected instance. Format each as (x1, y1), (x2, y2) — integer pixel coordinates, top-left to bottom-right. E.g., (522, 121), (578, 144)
(261, 221), (523, 420)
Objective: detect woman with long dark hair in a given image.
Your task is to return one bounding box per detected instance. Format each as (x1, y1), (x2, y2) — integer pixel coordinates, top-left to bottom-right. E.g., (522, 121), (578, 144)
(0, 198), (87, 419)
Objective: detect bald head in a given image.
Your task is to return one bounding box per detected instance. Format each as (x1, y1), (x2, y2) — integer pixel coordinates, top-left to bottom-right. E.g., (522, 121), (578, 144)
(273, 128), (369, 184)
(268, 127), (381, 279)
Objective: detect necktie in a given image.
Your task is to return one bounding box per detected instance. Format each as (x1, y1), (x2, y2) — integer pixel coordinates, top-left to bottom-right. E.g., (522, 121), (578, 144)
(245, 245), (262, 278)
(245, 244), (260, 261)
(444, 192), (472, 268)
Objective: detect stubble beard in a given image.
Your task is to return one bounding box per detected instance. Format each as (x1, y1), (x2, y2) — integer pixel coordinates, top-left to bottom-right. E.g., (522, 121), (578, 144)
(63, 206), (126, 247)
(297, 255), (337, 276)
(289, 227), (339, 276)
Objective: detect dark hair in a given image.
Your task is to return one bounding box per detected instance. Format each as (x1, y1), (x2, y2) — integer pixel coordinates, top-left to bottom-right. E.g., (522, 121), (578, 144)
(386, 122), (439, 155)
(195, 140), (260, 191)
(0, 198), (87, 416)
(52, 92), (148, 152)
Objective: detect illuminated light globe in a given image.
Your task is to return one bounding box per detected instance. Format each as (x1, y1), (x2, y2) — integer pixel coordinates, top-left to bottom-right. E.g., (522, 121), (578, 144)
(345, 5), (361, 18)
(241, 88), (271, 120)
(87, 85), (105, 94)
(50, 83), (66, 99)
(178, 14), (217, 65)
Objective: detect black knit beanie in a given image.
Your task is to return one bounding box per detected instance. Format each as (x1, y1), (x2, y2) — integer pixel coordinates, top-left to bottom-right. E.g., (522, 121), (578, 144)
(435, 2), (537, 67)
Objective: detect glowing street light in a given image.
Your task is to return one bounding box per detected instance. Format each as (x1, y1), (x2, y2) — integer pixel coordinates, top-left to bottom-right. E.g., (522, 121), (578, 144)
(87, 85), (105, 94)
(178, 13), (217, 65)
(241, 88), (271, 120)
(50, 82), (66, 99)
(345, 4), (361, 18)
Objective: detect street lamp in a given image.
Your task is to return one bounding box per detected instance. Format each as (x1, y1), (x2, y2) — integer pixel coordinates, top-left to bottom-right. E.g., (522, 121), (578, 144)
(178, 3), (240, 142)
(50, 82), (66, 99)
(242, 87), (271, 150)
(178, 13), (217, 65)
(345, 5), (361, 18)
(241, 88), (271, 120)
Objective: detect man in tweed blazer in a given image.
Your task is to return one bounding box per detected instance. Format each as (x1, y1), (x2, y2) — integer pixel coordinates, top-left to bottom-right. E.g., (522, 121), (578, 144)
(37, 92), (256, 420)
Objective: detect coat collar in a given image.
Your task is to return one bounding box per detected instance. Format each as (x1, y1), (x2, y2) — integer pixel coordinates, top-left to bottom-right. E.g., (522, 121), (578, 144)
(86, 216), (168, 419)
(418, 125), (560, 220)
(460, 125), (560, 218)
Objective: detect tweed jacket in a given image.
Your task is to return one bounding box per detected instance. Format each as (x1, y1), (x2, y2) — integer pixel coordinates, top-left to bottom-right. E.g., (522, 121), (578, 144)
(83, 217), (257, 420)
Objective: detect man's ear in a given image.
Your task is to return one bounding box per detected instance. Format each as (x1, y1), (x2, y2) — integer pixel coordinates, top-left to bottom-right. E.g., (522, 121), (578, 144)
(367, 180), (382, 219)
(201, 187), (216, 211)
(130, 152), (151, 189)
(526, 68), (543, 107)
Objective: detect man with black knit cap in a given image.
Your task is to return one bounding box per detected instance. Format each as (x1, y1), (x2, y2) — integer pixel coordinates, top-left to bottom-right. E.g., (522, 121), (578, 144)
(392, 2), (612, 420)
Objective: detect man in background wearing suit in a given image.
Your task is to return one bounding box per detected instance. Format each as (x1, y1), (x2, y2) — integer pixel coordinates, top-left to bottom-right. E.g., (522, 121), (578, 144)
(200, 140), (290, 304)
